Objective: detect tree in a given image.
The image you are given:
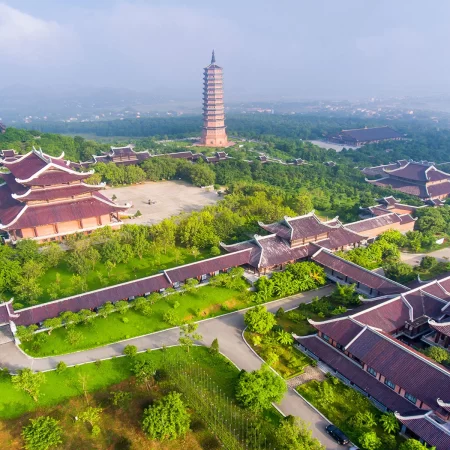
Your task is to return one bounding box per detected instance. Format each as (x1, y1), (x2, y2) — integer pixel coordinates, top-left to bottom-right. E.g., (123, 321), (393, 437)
(115, 300), (129, 315)
(399, 440), (434, 450)
(142, 391), (190, 441)
(183, 278), (199, 295)
(163, 309), (178, 326)
(12, 368), (45, 402)
(317, 380), (336, 408)
(123, 345), (138, 358)
(99, 301), (115, 318)
(209, 338), (219, 354)
(296, 192), (313, 215)
(60, 311), (81, 328)
(420, 255), (437, 270)
(359, 431), (382, 450)
(276, 330), (294, 346)
(79, 406), (102, 432)
(134, 297), (153, 316)
(380, 413), (400, 434)
(66, 329), (84, 346)
(244, 305), (277, 335)
(41, 243), (64, 268)
(43, 317), (62, 335)
(274, 416), (325, 450)
(16, 325), (38, 343)
(425, 346), (450, 363)
(110, 390), (132, 408)
(178, 322), (202, 353)
(55, 361), (67, 374)
(78, 309), (96, 324)
(22, 416), (63, 450)
(235, 365), (287, 411)
(16, 239), (41, 264)
(132, 359), (156, 391)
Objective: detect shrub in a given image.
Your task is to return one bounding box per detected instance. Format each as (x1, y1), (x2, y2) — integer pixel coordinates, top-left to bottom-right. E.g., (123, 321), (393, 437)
(55, 361), (67, 374)
(22, 416), (62, 450)
(122, 317), (129, 324)
(123, 345), (138, 358)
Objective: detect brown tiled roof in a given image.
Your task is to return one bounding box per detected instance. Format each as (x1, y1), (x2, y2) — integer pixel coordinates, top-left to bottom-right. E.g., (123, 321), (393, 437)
(109, 146), (136, 157)
(385, 162), (432, 182)
(1, 195), (127, 230)
(316, 226), (366, 249)
(429, 320), (450, 338)
(351, 297), (410, 333)
(428, 168), (450, 182)
(403, 290), (447, 321)
(297, 335), (420, 414)
(256, 235), (310, 268)
(258, 221), (291, 240)
(13, 184), (102, 202)
(153, 151), (196, 160)
(309, 318), (364, 347)
(362, 162), (406, 177)
(2, 151), (48, 179)
(396, 413), (450, 450)
(220, 240), (261, 268)
(346, 328), (450, 412)
(286, 213), (339, 241)
(344, 213), (401, 233)
(15, 273), (171, 326)
(367, 206), (391, 216)
(21, 169), (91, 186)
(367, 177), (428, 197)
(428, 181), (450, 198)
(165, 249), (251, 283)
(311, 249), (408, 296)
(339, 127), (402, 143)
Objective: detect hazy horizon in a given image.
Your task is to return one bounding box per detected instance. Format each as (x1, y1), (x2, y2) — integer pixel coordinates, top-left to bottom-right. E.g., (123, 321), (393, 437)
(1, 1), (450, 102)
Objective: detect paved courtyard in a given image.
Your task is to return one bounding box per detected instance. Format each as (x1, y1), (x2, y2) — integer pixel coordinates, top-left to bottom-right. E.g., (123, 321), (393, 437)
(104, 180), (219, 225)
(308, 140), (358, 152)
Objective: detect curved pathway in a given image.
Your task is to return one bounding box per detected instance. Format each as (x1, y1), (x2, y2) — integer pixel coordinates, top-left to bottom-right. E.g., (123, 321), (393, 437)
(0, 286), (342, 449)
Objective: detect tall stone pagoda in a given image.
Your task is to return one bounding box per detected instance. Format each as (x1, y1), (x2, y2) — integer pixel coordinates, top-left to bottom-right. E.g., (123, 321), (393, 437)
(0, 148), (130, 242)
(199, 50), (229, 147)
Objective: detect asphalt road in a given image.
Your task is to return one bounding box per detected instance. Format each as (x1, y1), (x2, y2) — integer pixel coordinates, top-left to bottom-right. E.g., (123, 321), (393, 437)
(0, 285), (343, 449)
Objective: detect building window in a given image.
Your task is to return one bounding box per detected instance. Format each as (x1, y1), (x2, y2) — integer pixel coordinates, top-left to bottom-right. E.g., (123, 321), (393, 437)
(367, 367), (377, 377)
(336, 343), (344, 351)
(384, 379), (395, 390)
(322, 334), (330, 342)
(405, 392), (417, 404)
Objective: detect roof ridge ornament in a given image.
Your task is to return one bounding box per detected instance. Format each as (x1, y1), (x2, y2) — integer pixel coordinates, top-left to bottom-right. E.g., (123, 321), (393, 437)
(211, 49), (216, 64)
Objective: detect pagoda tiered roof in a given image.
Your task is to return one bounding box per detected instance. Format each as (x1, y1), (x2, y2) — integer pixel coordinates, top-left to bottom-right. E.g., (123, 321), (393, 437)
(0, 148), (129, 237)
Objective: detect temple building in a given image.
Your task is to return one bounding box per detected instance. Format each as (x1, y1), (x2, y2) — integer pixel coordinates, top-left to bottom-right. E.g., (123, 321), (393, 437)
(328, 126), (403, 146)
(365, 160), (450, 201)
(296, 276), (450, 449)
(222, 211), (416, 274)
(199, 50), (230, 147)
(0, 148), (130, 242)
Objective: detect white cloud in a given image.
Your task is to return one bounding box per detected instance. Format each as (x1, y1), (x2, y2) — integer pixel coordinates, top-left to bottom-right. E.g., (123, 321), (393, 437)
(0, 3), (78, 64)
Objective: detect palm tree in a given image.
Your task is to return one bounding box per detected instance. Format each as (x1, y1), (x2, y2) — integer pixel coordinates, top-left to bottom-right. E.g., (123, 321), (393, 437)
(380, 413), (399, 434)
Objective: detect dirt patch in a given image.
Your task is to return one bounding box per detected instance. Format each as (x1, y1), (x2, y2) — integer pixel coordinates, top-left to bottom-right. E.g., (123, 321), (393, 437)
(200, 304), (221, 317)
(287, 365), (326, 389)
(223, 299), (239, 309)
(104, 180), (219, 226)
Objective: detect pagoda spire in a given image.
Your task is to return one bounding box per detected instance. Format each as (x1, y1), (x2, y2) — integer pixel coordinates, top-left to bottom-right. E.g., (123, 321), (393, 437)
(211, 49), (216, 64)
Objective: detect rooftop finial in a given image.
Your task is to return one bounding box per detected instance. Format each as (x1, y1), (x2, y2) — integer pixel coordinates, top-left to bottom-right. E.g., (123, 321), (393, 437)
(211, 49), (216, 64)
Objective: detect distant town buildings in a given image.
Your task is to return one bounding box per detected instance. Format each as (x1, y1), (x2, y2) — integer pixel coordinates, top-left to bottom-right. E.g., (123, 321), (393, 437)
(199, 51), (229, 147)
(329, 126), (403, 146)
(364, 160), (450, 201)
(0, 148), (129, 242)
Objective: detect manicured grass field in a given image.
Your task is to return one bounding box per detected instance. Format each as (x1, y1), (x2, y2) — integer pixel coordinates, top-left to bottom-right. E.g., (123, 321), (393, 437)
(297, 378), (404, 449)
(11, 247), (213, 308)
(0, 347), (239, 421)
(244, 331), (312, 379)
(21, 285), (251, 357)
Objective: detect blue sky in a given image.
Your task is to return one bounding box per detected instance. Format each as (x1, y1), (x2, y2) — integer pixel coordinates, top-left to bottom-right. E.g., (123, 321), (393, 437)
(1, 0), (449, 100)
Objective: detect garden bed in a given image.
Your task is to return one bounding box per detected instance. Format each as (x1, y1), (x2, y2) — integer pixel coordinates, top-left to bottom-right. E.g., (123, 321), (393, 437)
(21, 286), (251, 357)
(297, 378), (404, 449)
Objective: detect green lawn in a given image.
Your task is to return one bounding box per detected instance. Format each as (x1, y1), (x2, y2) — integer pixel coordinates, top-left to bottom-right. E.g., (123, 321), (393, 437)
(244, 330), (312, 379)
(11, 247), (213, 308)
(21, 285), (251, 357)
(0, 347), (240, 420)
(297, 378), (404, 449)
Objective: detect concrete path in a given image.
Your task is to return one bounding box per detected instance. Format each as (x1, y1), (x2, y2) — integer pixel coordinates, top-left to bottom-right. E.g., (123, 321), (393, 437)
(400, 247), (450, 266)
(0, 286), (342, 449)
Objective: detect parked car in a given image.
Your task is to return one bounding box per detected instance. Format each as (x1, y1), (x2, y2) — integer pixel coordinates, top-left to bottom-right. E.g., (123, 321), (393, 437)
(325, 424), (350, 445)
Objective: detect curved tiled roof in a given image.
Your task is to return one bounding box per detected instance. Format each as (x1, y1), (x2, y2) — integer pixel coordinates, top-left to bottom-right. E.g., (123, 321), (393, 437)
(344, 213), (402, 233)
(429, 319), (450, 338)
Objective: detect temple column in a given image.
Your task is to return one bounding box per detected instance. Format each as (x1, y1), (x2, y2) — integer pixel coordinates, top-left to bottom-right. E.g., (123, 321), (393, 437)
(435, 332), (441, 343)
